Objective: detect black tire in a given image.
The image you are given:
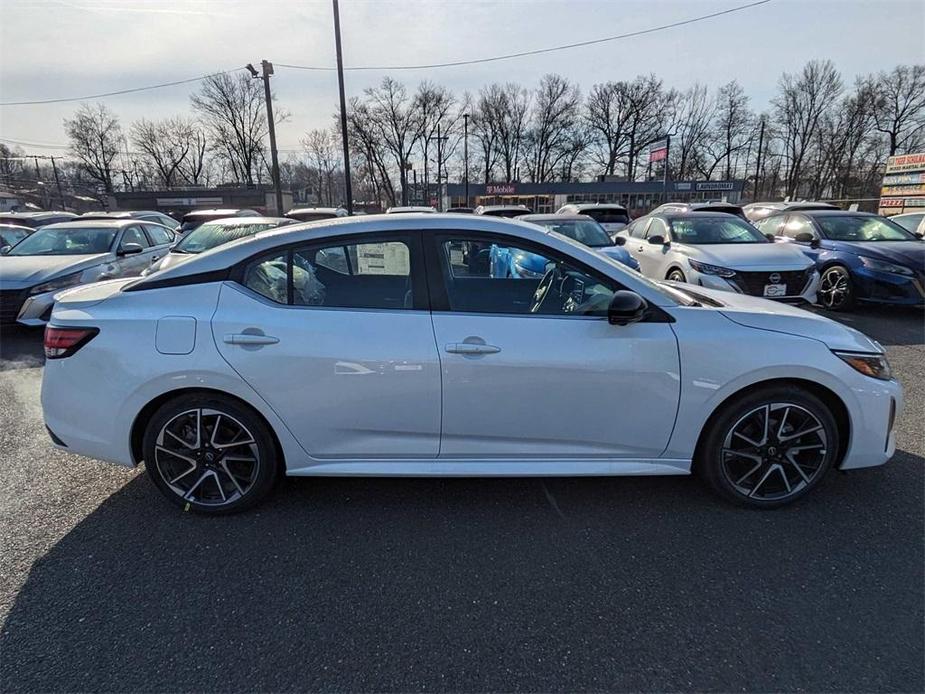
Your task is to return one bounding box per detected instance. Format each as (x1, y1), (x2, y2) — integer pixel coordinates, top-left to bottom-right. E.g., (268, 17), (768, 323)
(667, 268), (687, 283)
(817, 265), (855, 311)
(142, 393), (279, 514)
(696, 385), (839, 509)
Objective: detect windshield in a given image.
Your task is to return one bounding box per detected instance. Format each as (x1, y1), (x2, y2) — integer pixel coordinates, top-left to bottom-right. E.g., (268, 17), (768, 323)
(288, 212), (336, 222)
(0, 228), (29, 247)
(816, 215), (918, 242)
(175, 222), (281, 254)
(534, 219), (613, 247)
(8, 226), (116, 255)
(582, 209), (629, 224)
(669, 217), (767, 244)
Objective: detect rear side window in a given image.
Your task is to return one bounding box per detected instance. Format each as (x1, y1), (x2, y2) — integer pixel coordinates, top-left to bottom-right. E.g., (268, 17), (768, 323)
(781, 215), (817, 240)
(242, 239), (414, 310)
(754, 216), (785, 237)
(144, 224), (174, 246)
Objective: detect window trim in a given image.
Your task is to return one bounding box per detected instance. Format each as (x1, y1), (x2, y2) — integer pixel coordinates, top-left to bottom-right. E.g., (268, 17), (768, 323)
(231, 229), (429, 312)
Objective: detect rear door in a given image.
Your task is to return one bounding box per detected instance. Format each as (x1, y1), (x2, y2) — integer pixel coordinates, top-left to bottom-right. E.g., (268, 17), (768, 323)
(426, 231), (680, 459)
(212, 231), (442, 459)
(114, 225), (155, 276)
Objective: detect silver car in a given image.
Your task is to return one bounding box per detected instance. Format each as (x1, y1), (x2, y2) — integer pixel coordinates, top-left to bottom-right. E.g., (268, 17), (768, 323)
(0, 219), (174, 326)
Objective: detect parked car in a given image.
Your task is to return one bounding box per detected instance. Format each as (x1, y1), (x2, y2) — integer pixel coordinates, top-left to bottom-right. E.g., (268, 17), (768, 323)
(556, 203), (631, 238)
(474, 204), (532, 218)
(446, 207), (474, 214)
(385, 206), (437, 214)
(144, 217), (295, 275)
(888, 211), (925, 237)
(285, 207), (348, 222)
(178, 209), (260, 235)
(0, 219), (174, 325)
(41, 214), (901, 513)
(0, 211), (77, 228)
(743, 201), (837, 223)
(80, 210), (180, 231)
(0, 223), (33, 249)
(519, 214), (639, 271)
(754, 210), (925, 310)
(651, 202), (748, 221)
(619, 212), (818, 303)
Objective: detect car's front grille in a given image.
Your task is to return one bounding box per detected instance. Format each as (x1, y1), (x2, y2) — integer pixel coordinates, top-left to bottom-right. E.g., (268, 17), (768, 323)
(0, 289), (27, 324)
(732, 269), (812, 297)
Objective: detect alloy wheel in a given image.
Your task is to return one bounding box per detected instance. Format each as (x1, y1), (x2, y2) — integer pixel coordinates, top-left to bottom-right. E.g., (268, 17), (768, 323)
(818, 267), (850, 309)
(668, 270), (686, 283)
(720, 402), (828, 502)
(154, 408), (261, 506)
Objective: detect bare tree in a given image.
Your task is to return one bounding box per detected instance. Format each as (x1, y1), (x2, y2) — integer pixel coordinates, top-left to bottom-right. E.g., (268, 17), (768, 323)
(414, 82), (456, 193)
(475, 82), (530, 182)
(699, 81), (754, 179)
(178, 125), (209, 186)
(524, 74), (582, 183)
(302, 128), (342, 205)
(191, 72), (270, 186)
(130, 116), (199, 188)
(470, 88), (500, 183)
(585, 80), (635, 177)
(772, 60), (843, 198)
(868, 64), (925, 156)
(63, 102), (122, 193)
(344, 98), (397, 206)
(668, 83), (715, 180)
(0, 143), (26, 187)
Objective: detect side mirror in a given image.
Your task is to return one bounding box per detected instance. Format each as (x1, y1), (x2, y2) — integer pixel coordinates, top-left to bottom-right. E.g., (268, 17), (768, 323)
(117, 242), (144, 256)
(647, 235), (668, 246)
(764, 233), (776, 242)
(0, 245), (10, 255)
(809, 238), (821, 249)
(608, 290), (648, 326)
(914, 232), (923, 239)
(612, 236), (626, 246)
(793, 232), (814, 243)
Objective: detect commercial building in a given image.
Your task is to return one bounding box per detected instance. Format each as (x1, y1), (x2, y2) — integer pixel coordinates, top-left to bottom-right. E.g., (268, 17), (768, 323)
(110, 185), (293, 217)
(444, 179), (746, 214)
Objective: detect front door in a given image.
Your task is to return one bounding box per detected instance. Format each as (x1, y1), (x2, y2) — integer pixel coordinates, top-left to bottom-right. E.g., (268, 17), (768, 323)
(115, 225), (156, 276)
(427, 232), (681, 459)
(213, 232), (442, 459)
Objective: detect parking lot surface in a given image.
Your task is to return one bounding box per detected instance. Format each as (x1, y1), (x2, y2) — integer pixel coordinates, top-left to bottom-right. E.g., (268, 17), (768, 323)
(0, 307), (922, 693)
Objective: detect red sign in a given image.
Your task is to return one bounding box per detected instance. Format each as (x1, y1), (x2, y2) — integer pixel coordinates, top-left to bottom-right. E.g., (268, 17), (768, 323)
(649, 139), (669, 163)
(486, 184), (516, 195)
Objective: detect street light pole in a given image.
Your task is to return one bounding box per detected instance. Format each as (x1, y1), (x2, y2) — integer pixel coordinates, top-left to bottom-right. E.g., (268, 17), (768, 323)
(463, 113), (469, 206)
(332, 0), (354, 215)
(248, 61), (283, 214)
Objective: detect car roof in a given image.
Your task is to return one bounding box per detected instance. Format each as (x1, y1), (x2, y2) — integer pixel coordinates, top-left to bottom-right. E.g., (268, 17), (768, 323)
(655, 211), (748, 221)
(287, 207), (344, 213)
(191, 216), (292, 227)
(40, 219), (138, 229)
(0, 223), (33, 231)
(566, 203), (627, 210)
(0, 211), (76, 219)
(386, 206), (436, 213)
(521, 213), (590, 222)
(766, 209), (879, 219)
(183, 208), (249, 217)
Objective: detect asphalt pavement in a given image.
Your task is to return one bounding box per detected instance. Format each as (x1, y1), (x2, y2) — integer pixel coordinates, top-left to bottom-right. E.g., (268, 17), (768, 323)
(0, 305), (922, 693)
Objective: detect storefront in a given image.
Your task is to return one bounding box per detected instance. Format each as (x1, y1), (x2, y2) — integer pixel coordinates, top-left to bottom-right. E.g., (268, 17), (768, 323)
(445, 180), (745, 215)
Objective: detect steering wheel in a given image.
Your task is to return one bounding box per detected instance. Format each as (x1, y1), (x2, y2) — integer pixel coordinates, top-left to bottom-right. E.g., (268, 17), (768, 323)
(529, 264), (561, 314)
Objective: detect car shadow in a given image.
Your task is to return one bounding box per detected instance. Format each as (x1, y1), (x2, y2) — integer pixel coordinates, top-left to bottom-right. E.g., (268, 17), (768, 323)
(0, 326), (44, 370)
(2, 453), (922, 692)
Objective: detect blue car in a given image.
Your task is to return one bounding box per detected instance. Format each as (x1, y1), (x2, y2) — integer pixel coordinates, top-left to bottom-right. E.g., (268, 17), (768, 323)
(755, 210), (925, 311)
(492, 214), (640, 278)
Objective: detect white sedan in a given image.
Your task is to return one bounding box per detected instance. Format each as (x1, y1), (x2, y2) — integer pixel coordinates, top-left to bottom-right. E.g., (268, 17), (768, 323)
(619, 212), (820, 302)
(41, 214), (901, 513)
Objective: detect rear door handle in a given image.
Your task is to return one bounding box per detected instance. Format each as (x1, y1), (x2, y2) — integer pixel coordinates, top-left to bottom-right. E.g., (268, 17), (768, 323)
(224, 333), (279, 345)
(445, 343), (501, 355)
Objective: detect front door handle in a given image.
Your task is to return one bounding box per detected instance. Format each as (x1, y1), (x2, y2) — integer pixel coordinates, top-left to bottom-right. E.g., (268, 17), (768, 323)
(445, 342), (501, 355)
(224, 333), (279, 345)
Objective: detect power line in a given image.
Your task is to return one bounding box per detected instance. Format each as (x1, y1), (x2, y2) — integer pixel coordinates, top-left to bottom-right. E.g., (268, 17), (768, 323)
(278, 0), (772, 72)
(0, 137), (69, 149)
(0, 68), (244, 107)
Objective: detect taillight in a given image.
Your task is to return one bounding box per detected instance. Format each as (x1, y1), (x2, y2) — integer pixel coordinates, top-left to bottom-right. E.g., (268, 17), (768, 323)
(44, 326), (99, 359)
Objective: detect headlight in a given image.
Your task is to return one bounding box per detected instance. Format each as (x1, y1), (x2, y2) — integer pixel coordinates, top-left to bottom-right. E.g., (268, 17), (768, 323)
(513, 261), (545, 279)
(29, 270), (89, 295)
(859, 256), (914, 276)
(689, 259), (737, 278)
(834, 351), (892, 380)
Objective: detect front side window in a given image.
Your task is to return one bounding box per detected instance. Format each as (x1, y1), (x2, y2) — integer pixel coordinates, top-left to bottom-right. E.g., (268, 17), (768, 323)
(669, 217), (767, 244)
(7, 226), (117, 255)
(628, 219), (650, 239)
(530, 219), (613, 247)
(646, 218), (670, 240)
(121, 226), (150, 249)
(437, 236), (618, 317)
(242, 238), (414, 310)
(754, 216), (785, 237)
(815, 215), (917, 242)
(781, 215), (817, 240)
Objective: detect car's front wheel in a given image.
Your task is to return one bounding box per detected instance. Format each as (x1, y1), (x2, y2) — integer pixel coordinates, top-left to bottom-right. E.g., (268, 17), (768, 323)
(817, 265), (854, 311)
(697, 385), (839, 508)
(667, 268), (687, 283)
(142, 394), (279, 514)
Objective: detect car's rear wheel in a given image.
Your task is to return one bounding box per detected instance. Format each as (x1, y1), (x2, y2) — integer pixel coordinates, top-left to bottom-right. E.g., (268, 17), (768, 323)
(697, 386), (838, 508)
(142, 394), (279, 514)
(667, 268), (687, 283)
(817, 265), (854, 311)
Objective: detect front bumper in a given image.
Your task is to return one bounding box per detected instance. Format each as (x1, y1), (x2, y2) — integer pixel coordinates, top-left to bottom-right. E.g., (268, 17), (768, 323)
(838, 373), (903, 470)
(691, 268), (820, 303)
(852, 267), (925, 306)
(15, 289), (57, 327)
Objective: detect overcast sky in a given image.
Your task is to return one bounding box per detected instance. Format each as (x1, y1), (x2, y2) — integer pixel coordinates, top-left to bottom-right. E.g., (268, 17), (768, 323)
(1, 0), (922, 158)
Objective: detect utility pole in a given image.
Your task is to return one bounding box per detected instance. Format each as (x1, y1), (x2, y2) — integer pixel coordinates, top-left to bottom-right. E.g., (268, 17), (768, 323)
(248, 61), (283, 215)
(662, 134), (671, 203)
(332, 0), (354, 214)
(753, 117), (766, 202)
(32, 156), (47, 209)
(463, 113), (470, 206)
(431, 124), (448, 211)
(50, 156), (65, 209)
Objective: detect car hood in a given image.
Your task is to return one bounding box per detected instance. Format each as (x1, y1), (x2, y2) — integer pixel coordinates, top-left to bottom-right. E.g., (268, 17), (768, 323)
(833, 241), (925, 270)
(682, 242), (812, 270)
(0, 253), (110, 289)
(668, 282), (882, 353)
(596, 246), (639, 269)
